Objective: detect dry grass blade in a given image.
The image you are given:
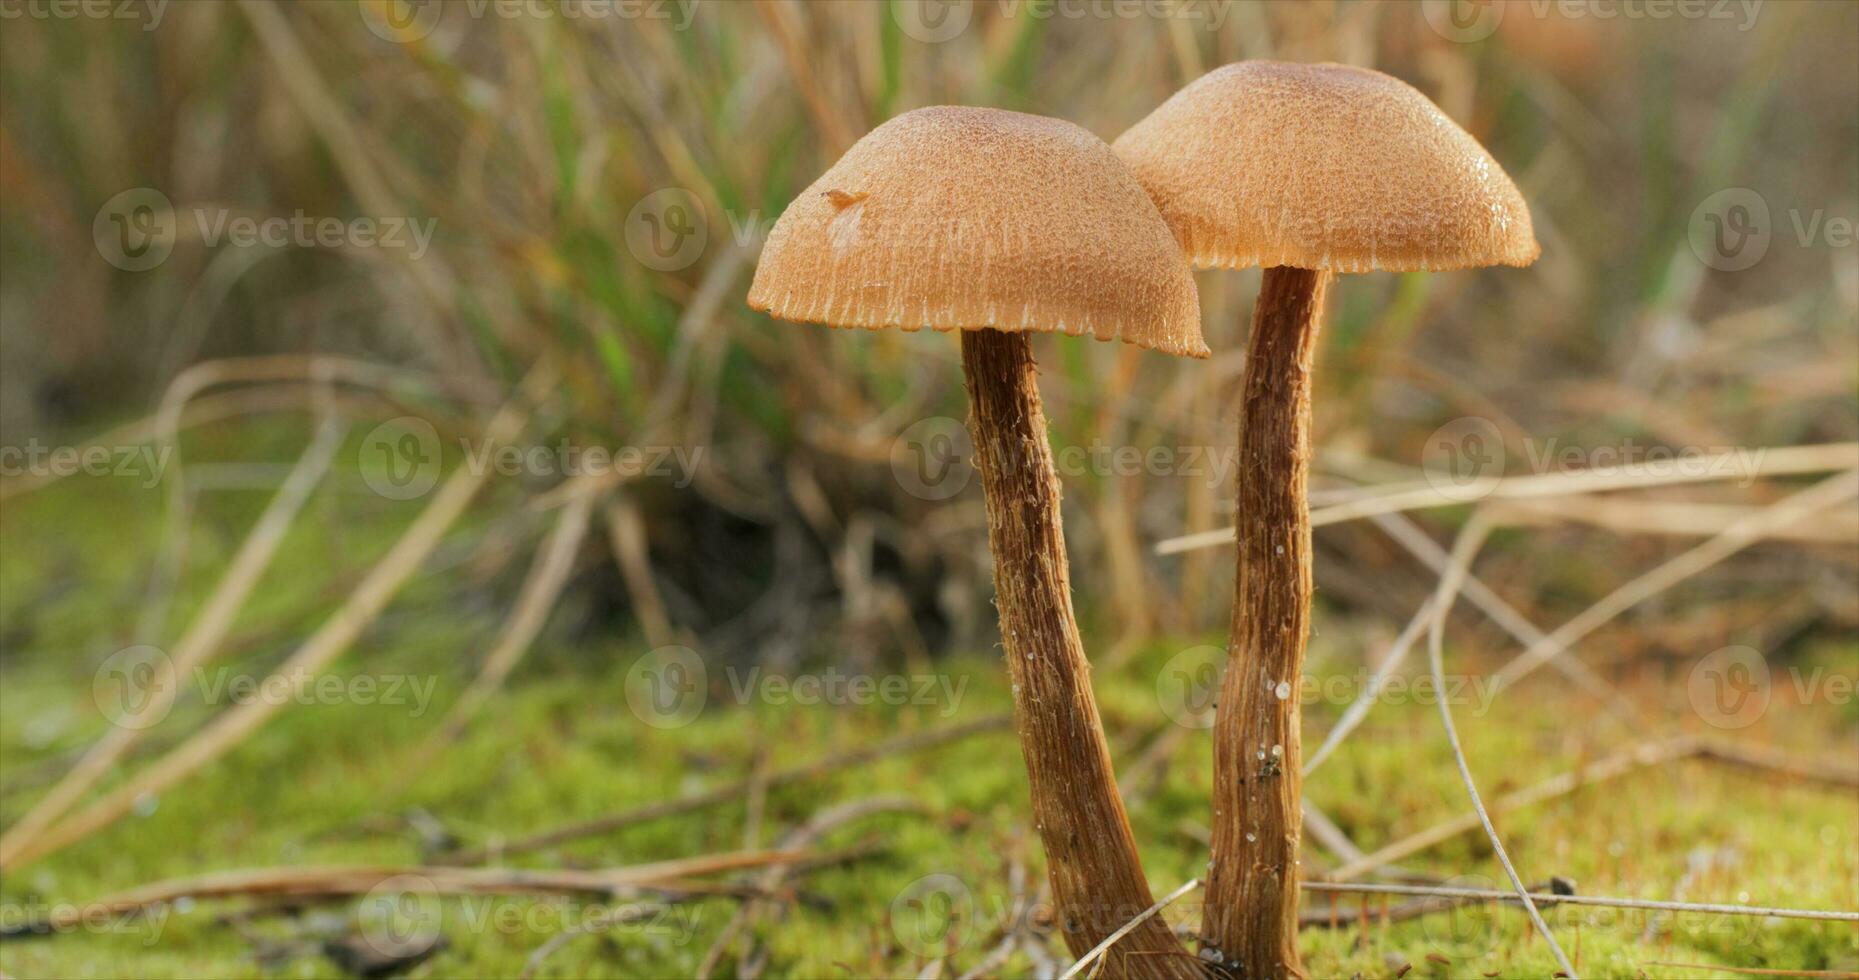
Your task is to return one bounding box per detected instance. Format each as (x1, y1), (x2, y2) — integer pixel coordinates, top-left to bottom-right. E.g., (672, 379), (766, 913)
(5, 362), (556, 870)
(604, 495), (674, 648)
(0, 418), (349, 867)
(1156, 443), (1859, 555)
(1692, 738), (1859, 789)
(1492, 494), (1859, 544)
(1372, 511), (1644, 725)
(1302, 881), (1859, 922)
(1420, 511), (1578, 977)
(1325, 735), (1704, 881)
(1490, 469), (1859, 694)
(1057, 878), (1203, 980)
(442, 714), (1011, 863)
(423, 486), (598, 750)
(1302, 591), (1436, 776)
(1, 851), (812, 938)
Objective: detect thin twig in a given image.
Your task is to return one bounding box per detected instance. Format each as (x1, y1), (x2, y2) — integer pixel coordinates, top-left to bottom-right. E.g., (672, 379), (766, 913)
(1156, 443), (1859, 554)
(1492, 494), (1859, 545)
(1303, 882), (1859, 922)
(1, 851), (807, 938)
(604, 495), (674, 648)
(1422, 511), (1578, 977)
(1692, 738), (1859, 790)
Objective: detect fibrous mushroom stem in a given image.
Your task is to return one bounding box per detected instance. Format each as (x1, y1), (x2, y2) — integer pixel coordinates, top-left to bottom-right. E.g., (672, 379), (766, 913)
(1200, 266), (1330, 979)
(960, 328), (1202, 979)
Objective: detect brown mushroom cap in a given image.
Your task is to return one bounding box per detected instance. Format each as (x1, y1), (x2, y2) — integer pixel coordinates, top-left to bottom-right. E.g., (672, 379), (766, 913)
(748, 106), (1208, 358)
(1113, 61), (1540, 274)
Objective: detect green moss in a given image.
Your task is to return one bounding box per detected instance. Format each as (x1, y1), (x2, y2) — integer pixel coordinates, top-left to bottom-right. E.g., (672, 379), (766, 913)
(2, 464), (1853, 979)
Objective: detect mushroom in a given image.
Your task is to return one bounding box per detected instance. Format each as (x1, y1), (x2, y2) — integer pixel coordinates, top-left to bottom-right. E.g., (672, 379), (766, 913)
(1113, 62), (1539, 978)
(749, 106), (1208, 976)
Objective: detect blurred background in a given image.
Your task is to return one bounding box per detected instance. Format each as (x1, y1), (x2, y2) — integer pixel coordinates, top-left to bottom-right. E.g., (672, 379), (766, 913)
(0, 1), (1854, 977)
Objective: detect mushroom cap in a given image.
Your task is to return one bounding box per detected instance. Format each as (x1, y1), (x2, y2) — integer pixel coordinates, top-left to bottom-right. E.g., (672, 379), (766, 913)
(748, 106), (1208, 358)
(1112, 61), (1540, 274)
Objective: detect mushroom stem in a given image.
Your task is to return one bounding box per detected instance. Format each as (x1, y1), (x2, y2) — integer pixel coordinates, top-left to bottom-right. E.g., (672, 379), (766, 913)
(960, 328), (1200, 978)
(1200, 266), (1330, 979)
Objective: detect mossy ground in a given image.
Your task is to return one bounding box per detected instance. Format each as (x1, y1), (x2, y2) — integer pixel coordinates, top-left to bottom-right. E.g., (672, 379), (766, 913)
(1, 430), (1854, 979)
